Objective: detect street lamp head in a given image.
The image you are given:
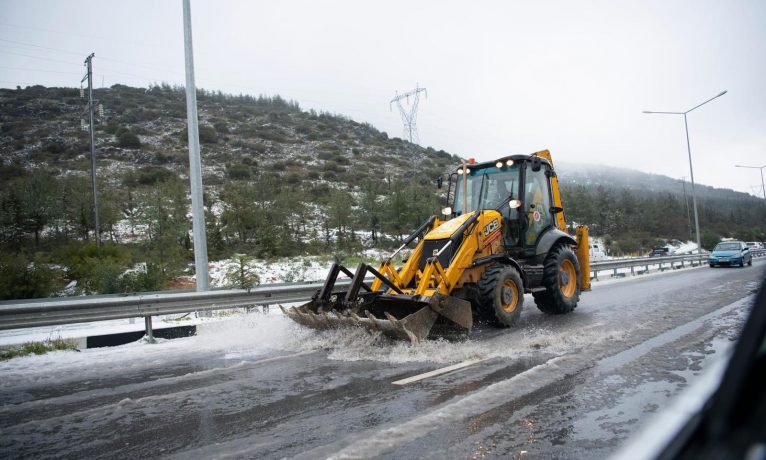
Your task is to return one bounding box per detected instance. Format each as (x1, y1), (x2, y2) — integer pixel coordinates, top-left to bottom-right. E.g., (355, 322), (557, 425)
(642, 111), (653, 114)
(717, 90), (728, 97)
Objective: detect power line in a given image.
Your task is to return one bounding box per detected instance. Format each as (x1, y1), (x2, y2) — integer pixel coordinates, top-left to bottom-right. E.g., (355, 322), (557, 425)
(0, 48), (83, 66)
(0, 37), (84, 56)
(0, 21), (170, 51)
(0, 65), (82, 75)
(0, 37), (397, 122)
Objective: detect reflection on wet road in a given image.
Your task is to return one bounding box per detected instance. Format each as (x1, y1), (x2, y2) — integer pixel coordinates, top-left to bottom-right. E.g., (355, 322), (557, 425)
(1, 262), (763, 458)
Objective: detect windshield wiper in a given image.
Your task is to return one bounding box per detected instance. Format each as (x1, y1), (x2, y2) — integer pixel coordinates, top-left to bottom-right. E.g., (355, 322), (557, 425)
(493, 179), (515, 211)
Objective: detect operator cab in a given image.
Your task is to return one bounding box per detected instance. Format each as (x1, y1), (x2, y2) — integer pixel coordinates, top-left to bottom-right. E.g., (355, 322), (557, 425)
(443, 155), (557, 253)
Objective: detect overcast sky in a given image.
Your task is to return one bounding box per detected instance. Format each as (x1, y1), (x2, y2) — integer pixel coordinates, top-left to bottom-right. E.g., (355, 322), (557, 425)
(1, 0), (764, 196)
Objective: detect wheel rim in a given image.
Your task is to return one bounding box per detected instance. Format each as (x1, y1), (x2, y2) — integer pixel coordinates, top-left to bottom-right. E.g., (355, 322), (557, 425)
(559, 259), (577, 299)
(500, 279), (519, 313)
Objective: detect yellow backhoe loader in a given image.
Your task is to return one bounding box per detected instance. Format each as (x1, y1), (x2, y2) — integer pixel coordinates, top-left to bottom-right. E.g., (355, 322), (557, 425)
(283, 150), (590, 343)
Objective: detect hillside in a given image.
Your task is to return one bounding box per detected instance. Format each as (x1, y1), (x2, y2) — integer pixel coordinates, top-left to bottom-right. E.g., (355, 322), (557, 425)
(0, 84), (764, 298)
(0, 84), (459, 187)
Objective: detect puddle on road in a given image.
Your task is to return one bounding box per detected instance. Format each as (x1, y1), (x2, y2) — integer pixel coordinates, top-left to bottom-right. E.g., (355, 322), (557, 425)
(194, 311), (627, 365)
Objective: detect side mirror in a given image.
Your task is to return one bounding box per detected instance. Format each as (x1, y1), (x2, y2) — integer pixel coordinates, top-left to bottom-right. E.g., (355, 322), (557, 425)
(550, 206), (564, 214)
(436, 176), (443, 189)
(509, 200), (522, 209)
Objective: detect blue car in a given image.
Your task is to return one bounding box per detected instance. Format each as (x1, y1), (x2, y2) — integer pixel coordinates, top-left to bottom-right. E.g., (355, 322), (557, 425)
(709, 241), (752, 267)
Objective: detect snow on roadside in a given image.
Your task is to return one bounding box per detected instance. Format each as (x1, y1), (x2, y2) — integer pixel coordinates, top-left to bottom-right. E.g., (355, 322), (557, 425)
(208, 257), (334, 286)
(206, 251), (393, 287)
(674, 240), (699, 254)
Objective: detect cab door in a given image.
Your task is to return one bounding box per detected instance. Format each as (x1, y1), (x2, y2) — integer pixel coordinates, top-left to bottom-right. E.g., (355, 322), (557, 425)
(522, 163), (553, 249)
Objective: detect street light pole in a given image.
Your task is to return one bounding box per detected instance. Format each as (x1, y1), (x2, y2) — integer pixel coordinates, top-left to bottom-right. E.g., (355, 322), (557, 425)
(734, 164), (766, 202)
(680, 176), (692, 240)
(182, 0), (209, 292)
(643, 90), (727, 254)
(682, 112), (702, 255)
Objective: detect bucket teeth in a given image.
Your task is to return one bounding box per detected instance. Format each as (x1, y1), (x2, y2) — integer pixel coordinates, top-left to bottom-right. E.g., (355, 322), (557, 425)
(382, 311), (397, 324)
(364, 310), (381, 330)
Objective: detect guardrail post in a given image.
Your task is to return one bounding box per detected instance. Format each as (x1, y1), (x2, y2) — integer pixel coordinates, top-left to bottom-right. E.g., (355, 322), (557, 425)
(630, 266), (635, 275)
(144, 316), (155, 344)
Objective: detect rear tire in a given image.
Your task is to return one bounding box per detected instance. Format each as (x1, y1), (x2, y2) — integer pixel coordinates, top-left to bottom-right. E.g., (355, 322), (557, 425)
(477, 264), (524, 327)
(748, 258), (752, 266)
(533, 245), (580, 314)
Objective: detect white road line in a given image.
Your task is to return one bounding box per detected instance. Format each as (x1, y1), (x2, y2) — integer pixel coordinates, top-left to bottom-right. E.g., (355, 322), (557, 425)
(392, 358), (487, 385)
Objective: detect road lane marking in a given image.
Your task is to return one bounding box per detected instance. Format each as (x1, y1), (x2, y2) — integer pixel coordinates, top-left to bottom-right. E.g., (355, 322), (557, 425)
(392, 358), (488, 385)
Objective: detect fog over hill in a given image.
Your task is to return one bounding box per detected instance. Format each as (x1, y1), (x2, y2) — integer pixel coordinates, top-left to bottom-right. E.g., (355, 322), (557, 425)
(556, 161), (762, 202)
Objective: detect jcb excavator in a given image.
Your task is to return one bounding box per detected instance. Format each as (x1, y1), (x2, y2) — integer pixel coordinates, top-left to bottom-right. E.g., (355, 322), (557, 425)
(283, 150), (590, 343)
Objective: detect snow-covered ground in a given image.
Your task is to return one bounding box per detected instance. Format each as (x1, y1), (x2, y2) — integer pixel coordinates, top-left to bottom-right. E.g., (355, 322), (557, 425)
(206, 249), (390, 286)
(673, 240), (699, 254)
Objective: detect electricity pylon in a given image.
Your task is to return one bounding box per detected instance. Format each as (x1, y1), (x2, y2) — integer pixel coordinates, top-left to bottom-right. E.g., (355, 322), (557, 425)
(390, 85), (427, 144)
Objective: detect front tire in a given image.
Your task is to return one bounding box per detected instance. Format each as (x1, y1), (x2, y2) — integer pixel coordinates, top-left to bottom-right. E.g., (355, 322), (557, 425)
(533, 245), (581, 314)
(477, 264), (524, 327)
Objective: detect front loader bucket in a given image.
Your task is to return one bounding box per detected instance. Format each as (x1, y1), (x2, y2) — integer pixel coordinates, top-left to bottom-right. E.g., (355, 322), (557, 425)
(280, 261), (473, 343)
(281, 301), (441, 343)
(281, 293), (472, 343)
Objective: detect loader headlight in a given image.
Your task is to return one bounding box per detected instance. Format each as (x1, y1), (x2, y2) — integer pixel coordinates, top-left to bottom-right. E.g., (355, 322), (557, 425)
(496, 161), (504, 168)
(441, 206), (452, 216)
(457, 168), (464, 175)
(509, 199), (522, 209)
(506, 159), (514, 166)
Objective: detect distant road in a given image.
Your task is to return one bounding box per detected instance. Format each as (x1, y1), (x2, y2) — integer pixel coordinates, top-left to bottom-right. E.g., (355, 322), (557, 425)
(1, 261), (764, 459)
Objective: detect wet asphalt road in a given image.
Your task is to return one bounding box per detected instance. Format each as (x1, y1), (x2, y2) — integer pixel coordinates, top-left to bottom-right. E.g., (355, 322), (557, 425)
(1, 261), (764, 459)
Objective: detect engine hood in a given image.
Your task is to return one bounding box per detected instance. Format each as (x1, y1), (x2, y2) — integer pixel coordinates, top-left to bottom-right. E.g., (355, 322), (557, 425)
(425, 212), (476, 240)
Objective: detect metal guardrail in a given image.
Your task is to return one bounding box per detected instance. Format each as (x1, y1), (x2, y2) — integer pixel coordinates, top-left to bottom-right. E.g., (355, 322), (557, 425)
(0, 280), (350, 332)
(590, 253), (707, 279)
(590, 249), (766, 279)
(0, 250), (764, 333)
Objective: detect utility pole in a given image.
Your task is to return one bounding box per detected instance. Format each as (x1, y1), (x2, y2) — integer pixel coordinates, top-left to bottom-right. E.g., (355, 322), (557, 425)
(680, 176), (692, 240)
(182, 0), (210, 292)
(390, 85), (427, 144)
(82, 53), (100, 247)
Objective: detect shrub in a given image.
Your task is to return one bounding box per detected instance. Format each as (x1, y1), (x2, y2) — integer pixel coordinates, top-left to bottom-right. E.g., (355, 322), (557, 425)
(227, 164), (251, 180)
(225, 254), (260, 291)
(0, 254), (59, 300)
(116, 130), (141, 149)
(284, 172), (302, 184)
(119, 263), (166, 293)
(213, 121), (229, 133)
(43, 140), (65, 154)
(199, 125), (218, 143)
(123, 166), (177, 187)
(180, 125), (218, 144)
